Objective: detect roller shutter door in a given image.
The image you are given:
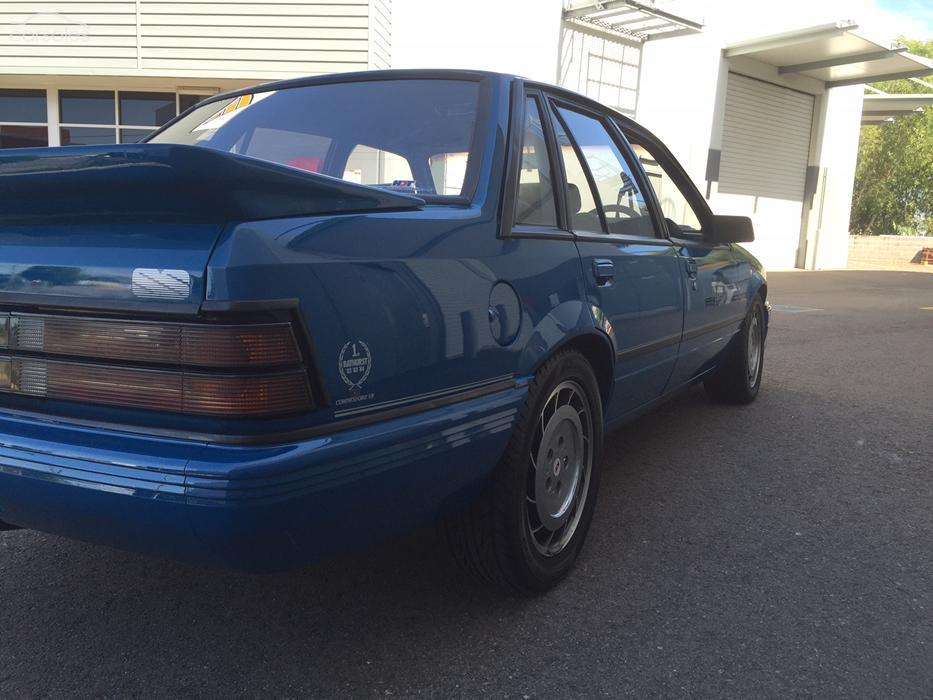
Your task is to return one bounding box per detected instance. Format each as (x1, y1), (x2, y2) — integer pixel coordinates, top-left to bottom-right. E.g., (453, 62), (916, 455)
(719, 73), (813, 201)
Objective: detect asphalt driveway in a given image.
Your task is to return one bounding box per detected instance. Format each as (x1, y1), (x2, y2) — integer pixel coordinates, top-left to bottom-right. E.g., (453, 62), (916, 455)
(1, 270), (932, 698)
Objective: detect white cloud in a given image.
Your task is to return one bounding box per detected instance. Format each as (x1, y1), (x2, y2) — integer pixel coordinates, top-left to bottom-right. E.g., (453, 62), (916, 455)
(668, 0), (931, 43)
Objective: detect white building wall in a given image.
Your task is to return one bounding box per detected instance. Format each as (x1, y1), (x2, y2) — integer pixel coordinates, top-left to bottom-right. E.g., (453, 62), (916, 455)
(636, 31), (723, 189)
(392, 0), (562, 82)
(368, 0), (392, 70)
(635, 24), (862, 271)
(558, 27), (641, 116)
(803, 84), (863, 269)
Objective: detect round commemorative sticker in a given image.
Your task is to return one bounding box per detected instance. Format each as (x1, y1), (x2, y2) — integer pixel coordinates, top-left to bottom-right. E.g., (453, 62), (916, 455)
(338, 340), (372, 391)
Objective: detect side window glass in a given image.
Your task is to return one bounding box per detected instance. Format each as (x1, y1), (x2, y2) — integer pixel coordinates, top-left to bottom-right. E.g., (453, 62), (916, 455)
(514, 97), (558, 227)
(630, 140), (703, 233)
(555, 106), (655, 238)
(551, 109), (603, 233)
(344, 144), (414, 188)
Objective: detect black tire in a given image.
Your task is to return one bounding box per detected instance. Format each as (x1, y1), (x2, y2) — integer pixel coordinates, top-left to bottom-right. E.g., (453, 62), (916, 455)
(445, 350), (604, 593)
(704, 295), (766, 404)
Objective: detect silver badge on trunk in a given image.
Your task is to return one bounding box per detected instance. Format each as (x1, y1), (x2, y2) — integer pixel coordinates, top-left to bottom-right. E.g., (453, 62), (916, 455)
(131, 268), (191, 300)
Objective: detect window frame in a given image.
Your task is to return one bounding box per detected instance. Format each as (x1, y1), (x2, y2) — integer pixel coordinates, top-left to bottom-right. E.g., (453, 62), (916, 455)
(0, 88), (49, 149)
(57, 88), (214, 147)
(546, 95), (669, 245)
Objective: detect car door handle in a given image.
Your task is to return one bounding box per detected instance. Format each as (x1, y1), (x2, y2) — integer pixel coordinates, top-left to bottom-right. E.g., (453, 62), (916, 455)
(592, 259), (615, 286)
(684, 257), (698, 279)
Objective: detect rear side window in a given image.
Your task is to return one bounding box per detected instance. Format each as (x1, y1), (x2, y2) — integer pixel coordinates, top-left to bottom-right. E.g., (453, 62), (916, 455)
(515, 97), (558, 227)
(555, 106), (656, 238)
(151, 79), (483, 199)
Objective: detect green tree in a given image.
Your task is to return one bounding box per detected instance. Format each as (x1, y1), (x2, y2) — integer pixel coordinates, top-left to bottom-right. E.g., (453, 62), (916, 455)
(850, 38), (933, 236)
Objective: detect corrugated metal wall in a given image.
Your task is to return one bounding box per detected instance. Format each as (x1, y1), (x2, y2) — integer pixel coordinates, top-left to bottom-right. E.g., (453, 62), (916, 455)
(368, 0), (390, 70)
(719, 73), (814, 201)
(0, 0), (388, 78)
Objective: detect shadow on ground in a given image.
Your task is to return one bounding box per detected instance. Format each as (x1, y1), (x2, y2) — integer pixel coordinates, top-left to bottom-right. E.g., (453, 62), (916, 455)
(1, 271), (932, 697)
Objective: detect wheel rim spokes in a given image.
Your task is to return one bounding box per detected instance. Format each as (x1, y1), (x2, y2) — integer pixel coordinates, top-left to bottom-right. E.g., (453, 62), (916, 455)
(525, 380), (593, 557)
(747, 312), (762, 385)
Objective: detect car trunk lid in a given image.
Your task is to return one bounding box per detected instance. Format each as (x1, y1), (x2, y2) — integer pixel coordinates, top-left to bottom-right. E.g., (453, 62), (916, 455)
(0, 144), (424, 313)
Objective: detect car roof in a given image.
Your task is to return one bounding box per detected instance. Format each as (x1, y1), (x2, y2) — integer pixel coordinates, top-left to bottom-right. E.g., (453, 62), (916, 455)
(190, 70), (637, 127)
(202, 69), (512, 104)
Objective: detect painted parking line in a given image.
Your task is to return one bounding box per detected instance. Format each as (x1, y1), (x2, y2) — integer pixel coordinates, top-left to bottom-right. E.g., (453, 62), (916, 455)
(771, 304), (823, 313)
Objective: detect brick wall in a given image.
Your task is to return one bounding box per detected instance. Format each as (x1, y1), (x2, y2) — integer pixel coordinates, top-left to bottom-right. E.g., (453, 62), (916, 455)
(848, 235), (933, 266)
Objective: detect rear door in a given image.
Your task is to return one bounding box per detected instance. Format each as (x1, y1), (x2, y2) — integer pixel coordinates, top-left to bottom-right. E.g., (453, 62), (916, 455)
(623, 127), (748, 388)
(545, 97), (684, 422)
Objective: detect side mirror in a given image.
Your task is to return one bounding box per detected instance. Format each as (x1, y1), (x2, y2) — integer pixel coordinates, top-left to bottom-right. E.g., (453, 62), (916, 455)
(707, 214), (754, 243)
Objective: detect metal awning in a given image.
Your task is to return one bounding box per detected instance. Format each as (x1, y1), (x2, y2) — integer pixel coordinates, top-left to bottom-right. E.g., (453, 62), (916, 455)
(563, 0), (703, 43)
(725, 21), (933, 88)
(862, 93), (933, 125)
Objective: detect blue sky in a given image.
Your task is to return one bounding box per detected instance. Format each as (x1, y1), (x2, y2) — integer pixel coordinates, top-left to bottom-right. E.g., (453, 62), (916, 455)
(877, 0), (933, 36)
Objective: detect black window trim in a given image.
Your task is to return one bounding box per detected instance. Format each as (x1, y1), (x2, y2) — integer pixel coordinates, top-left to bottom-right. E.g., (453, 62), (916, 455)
(547, 95), (673, 246)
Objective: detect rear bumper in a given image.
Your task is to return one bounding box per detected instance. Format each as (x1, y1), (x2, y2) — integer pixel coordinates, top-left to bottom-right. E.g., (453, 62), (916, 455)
(0, 385), (524, 570)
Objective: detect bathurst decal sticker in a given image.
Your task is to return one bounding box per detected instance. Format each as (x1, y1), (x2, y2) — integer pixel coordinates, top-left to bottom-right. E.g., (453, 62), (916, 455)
(338, 340), (372, 391)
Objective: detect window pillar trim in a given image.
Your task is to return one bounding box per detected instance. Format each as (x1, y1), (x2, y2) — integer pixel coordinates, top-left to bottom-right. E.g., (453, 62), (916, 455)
(46, 88), (60, 147)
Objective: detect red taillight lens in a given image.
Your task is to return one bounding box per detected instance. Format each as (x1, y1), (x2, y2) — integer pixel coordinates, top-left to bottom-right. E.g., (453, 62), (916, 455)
(6, 314), (300, 367)
(0, 311), (315, 418)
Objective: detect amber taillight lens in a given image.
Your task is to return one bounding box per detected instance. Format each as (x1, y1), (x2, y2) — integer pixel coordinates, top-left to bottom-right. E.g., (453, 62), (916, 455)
(7, 359), (311, 416)
(0, 312), (314, 417)
(4, 314), (300, 367)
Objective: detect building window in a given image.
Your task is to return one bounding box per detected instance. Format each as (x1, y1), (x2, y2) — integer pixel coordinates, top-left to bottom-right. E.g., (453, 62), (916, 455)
(0, 89), (48, 149)
(59, 90), (209, 146)
(585, 50), (640, 115)
(179, 93), (205, 114)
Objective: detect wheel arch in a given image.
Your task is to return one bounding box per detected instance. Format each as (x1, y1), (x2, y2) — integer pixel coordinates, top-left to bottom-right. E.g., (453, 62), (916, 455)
(560, 332), (614, 407)
(524, 330), (615, 409)
(516, 300), (615, 409)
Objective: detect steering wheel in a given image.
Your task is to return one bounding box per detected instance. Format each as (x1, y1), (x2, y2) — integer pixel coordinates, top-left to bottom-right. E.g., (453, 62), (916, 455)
(601, 204), (641, 219)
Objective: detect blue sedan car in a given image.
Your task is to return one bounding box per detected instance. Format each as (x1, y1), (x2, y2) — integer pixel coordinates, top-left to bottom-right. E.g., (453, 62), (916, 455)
(0, 71), (767, 591)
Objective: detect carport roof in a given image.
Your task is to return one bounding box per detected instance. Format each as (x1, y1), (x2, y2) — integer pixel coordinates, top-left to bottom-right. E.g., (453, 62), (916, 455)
(562, 0), (703, 43)
(861, 93), (933, 125)
(724, 21), (933, 88)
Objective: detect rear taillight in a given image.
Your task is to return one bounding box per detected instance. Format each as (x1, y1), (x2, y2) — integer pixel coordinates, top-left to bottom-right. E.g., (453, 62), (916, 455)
(0, 312), (314, 417)
(5, 315), (300, 367)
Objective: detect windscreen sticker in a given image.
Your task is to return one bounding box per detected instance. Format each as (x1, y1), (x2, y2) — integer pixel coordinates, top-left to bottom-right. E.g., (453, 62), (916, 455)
(192, 90), (275, 132)
(386, 180), (417, 192)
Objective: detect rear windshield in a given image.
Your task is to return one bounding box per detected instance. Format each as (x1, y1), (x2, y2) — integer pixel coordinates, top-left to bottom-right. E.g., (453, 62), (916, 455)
(149, 79), (483, 199)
